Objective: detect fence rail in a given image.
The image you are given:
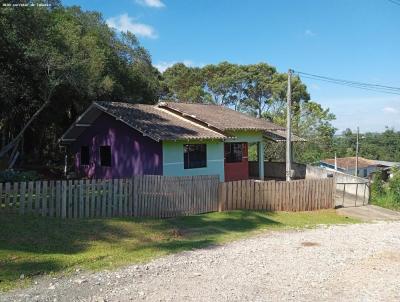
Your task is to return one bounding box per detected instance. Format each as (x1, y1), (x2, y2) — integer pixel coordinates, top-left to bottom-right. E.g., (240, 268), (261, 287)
(219, 178), (336, 211)
(0, 175), (220, 219)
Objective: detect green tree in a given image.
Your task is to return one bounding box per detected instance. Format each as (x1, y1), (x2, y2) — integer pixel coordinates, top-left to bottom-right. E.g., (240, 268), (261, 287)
(0, 2), (162, 168)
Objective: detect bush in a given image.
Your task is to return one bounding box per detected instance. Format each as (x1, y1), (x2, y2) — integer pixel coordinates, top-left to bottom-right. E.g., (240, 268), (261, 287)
(388, 167), (400, 203)
(371, 170), (385, 198)
(0, 170), (40, 183)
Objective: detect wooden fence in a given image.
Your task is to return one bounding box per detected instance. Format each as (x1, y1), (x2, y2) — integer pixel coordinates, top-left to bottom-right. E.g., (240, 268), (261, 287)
(0, 175), (220, 219)
(0, 176), (335, 219)
(219, 178), (336, 211)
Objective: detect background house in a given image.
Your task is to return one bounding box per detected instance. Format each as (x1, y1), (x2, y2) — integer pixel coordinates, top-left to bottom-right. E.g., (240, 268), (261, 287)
(60, 101), (301, 181)
(320, 156), (399, 178)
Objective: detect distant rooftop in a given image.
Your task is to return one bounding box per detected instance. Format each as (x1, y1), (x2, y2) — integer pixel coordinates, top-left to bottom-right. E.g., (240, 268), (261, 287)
(321, 157), (400, 170)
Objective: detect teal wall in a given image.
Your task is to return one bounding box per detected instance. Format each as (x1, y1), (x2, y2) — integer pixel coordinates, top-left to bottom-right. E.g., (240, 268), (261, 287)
(162, 131), (265, 181)
(162, 139), (225, 181)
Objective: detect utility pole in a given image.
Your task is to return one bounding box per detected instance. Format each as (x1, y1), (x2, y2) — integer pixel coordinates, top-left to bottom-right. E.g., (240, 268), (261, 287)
(355, 126), (359, 177)
(286, 69), (292, 181)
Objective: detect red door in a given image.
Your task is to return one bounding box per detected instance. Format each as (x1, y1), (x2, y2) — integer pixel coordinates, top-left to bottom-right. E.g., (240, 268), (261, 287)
(224, 142), (249, 181)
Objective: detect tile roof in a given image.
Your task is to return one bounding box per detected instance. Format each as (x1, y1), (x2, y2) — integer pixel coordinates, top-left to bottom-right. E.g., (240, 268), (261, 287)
(61, 101), (302, 143)
(159, 102), (285, 132)
(95, 101), (226, 141)
(322, 157), (375, 169)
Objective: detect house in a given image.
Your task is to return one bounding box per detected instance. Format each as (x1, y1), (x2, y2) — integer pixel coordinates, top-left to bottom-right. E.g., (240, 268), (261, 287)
(320, 156), (399, 178)
(60, 101), (301, 181)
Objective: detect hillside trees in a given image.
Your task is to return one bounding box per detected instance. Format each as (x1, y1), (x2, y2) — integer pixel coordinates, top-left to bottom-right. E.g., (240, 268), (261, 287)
(0, 2), (162, 167)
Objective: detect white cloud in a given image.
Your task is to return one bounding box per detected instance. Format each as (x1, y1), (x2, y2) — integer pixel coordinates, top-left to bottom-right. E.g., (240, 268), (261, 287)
(155, 60), (203, 73)
(136, 0), (165, 8)
(383, 107), (399, 114)
(304, 29), (316, 37)
(106, 14), (157, 38)
(310, 83), (321, 90)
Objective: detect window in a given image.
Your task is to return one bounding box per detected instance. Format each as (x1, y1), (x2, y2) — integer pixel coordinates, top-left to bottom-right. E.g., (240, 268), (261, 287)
(80, 146), (90, 166)
(184, 144), (207, 169)
(100, 146), (112, 167)
(225, 143), (243, 163)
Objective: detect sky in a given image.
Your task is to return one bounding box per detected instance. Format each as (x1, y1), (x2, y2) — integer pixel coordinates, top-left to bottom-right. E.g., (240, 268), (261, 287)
(63, 0), (400, 133)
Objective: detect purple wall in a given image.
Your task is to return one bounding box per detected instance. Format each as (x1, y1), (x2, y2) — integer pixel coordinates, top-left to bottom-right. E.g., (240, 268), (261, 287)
(71, 113), (162, 179)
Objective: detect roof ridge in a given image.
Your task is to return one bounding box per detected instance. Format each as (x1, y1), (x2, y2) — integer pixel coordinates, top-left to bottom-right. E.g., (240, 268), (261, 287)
(155, 106), (228, 138)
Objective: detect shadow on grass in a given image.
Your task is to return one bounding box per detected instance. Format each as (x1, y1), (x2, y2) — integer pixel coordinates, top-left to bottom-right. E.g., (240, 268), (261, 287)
(0, 210), (281, 290)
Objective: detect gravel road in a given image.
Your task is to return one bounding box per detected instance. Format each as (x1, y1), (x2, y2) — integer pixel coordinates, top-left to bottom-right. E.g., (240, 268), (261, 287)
(2, 221), (400, 302)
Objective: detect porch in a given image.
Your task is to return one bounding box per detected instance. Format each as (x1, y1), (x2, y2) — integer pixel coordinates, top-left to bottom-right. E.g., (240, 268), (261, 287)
(224, 129), (306, 182)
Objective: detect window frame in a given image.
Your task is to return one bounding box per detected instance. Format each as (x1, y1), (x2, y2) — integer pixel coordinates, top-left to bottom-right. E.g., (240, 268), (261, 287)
(99, 146), (112, 167)
(225, 142), (244, 163)
(184, 144), (207, 169)
(80, 146), (90, 166)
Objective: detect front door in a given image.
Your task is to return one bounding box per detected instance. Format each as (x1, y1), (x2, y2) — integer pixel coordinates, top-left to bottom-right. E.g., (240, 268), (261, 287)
(224, 142), (249, 181)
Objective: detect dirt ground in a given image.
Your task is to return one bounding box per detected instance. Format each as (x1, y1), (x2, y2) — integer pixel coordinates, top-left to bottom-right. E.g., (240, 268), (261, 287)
(2, 221), (400, 302)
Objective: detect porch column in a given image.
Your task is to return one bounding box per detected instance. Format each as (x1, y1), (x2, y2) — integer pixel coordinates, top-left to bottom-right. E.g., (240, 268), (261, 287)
(258, 141), (264, 180)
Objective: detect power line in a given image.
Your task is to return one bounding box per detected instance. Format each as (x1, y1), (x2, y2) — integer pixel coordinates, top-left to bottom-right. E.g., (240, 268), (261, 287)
(293, 70), (400, 96)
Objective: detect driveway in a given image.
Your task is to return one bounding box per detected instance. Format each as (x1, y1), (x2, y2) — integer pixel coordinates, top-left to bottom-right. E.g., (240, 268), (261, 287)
(2, 221), (400, 302)
(335, 190), (400, 221)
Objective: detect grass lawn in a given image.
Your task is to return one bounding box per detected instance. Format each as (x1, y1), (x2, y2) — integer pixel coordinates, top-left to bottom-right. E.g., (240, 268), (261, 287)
(0, 210), (357, 291)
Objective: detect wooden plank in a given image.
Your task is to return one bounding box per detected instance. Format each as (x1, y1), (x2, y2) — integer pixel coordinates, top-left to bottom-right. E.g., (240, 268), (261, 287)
(157, 176), (163, 218)
(269, 181), (274, 211)
(100, 180), (106, 217)
(84, 179), (91, 218)
(5, 182), (10, 211)
(332, 179), (337, 208)
(227, 181), (232, 211)
(156, 176), (162, 218)
(112, 179), (118, 216)
(41, 181), (48, 217)
(123, 179), (128, 217)
(261, 181), (267, 210)
(137, 176), (143, 217)
(73, 180), (78, 218)
(96, 179), (102, 217)
(47, 181), (53, 217)
(89, 179), (97, 217)
(132, 177), (138, 217)
(79, 180), (84, 218)
(250, 180), (255, 210)
(138, 177), (143, 217)
(18, 182), (26, 214)
(11, 182), (18, 212)
(26, 182), (33, 213)
(107, 180), (112, 217)
(218, 183), (225, 212)
(61, 181), (67, 219)
(67, 180), (72, 218)
(35, 181), (41, 215)
(145, 175), (150, 217)
(127, 179), (133, 217)
(55, 181), (61, 217)
(149, 176), (155, 217)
